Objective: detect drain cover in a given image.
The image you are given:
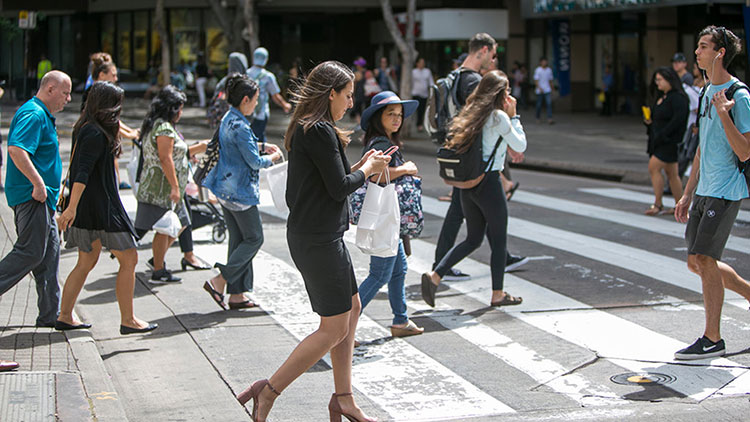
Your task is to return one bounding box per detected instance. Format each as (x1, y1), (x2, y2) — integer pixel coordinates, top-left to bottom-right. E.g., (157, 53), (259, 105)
(610, 372), (676, 386)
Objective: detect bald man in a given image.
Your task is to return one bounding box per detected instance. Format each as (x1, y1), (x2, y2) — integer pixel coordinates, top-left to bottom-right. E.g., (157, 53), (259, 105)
(0, 70), (71, 327)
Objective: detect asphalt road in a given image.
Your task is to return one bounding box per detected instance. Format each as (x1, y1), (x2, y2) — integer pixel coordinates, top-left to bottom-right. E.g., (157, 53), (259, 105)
(55, 134), (750, 421)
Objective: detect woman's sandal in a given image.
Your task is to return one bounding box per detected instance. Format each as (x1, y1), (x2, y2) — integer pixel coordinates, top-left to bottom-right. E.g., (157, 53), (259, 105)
(644, 204), (663, 216)
(203, 281), (228, 310)
(506, 182), (520, 201)
(390, 319), (425, 338)
(491, 293), (523, 307)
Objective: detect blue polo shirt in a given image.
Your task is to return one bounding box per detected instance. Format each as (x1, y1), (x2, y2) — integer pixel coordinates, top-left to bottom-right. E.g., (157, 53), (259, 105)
(5, 97), (62, 210)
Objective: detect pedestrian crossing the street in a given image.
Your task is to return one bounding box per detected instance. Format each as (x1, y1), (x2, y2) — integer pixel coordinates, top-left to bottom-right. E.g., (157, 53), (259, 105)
(121, 183), (750, 420)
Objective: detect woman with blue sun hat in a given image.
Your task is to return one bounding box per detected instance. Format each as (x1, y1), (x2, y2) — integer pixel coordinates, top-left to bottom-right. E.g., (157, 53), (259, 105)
(356, 90), (425, 338)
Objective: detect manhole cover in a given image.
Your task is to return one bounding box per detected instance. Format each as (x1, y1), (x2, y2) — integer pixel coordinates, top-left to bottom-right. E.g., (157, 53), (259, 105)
(610, 372), (676, 386)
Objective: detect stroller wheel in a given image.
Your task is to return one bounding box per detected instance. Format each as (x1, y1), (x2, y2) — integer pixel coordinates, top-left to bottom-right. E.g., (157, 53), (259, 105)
(212, 223), (226, 243)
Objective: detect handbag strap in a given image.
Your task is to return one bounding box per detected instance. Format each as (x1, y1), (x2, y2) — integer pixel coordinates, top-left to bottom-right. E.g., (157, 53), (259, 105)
(483, 135), (504, 173)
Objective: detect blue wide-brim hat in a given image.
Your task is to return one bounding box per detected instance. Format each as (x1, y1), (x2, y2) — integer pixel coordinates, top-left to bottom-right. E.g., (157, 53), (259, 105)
(360, 91), (419, 131)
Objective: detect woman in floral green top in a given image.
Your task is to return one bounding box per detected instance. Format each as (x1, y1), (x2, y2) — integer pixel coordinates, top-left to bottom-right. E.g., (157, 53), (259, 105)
(134, 86), (206, 282)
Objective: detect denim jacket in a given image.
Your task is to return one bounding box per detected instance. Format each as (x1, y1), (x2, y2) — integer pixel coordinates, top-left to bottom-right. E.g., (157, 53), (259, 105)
(203, 107), (273, 205)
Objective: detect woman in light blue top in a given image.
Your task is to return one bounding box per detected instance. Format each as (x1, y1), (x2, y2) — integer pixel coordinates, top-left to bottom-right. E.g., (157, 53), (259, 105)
(422, 70), (527, 308)
(202, 74), (282, 310)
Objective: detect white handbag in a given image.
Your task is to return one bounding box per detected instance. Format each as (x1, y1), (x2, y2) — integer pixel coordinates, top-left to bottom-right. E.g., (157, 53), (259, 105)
(260, 157), (289, 213)
(355, 167), (400, 257)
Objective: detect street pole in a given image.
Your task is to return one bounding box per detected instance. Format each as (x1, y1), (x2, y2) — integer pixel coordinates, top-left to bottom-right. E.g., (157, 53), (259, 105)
(22, 28), (28, 100)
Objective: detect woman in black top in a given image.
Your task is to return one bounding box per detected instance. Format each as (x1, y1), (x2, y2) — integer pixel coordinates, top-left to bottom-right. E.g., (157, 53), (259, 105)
(236, 61), (388, 422)
(56, 82), (157, 335)
(644, 67), (689, 215)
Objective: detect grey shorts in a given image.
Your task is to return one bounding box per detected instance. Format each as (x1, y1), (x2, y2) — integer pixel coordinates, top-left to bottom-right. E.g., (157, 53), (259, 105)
(685, 195), (741, 260)
(64, 227), (136, 253)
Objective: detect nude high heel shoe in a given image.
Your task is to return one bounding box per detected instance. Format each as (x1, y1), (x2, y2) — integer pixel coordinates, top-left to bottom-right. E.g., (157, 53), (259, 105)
(328, 392), (377, 422)
(237, 379), (280, 421)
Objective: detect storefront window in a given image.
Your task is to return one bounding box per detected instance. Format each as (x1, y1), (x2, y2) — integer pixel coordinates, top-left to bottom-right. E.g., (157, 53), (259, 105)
(101, 14), (115, 60)
(170, 9), (200, 69)
(117, 13), (132, 71)
(204, 10), (229, 72)
(134, 11), (149, 72)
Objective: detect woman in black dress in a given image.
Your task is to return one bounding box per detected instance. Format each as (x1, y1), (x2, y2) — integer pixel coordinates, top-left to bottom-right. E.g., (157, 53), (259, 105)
(236, 61), (389, 422)
(644, 67), (689, 215)
(56, 82), (157, 335)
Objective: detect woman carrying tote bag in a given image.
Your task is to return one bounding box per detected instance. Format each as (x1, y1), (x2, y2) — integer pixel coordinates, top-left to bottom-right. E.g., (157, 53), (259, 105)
(235, 61), (389, 422)
(356, 90), (424, 338)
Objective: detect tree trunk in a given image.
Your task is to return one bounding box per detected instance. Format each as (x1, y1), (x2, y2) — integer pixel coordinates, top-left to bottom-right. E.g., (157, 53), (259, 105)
(155, 0), (170, 86)
(379, 0), (418, 134)
(243, 0), (260, 52)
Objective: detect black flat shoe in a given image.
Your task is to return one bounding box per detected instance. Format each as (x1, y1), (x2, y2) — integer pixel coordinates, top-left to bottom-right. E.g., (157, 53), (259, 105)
(181, 257), (211, 271)
(55, 320), (92, 331)
(120, 323), (158, 335)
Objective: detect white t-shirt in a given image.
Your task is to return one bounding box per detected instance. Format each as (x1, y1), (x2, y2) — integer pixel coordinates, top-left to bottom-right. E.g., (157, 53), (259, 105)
(411, 67), (433, 98)
(684, 84), (700, 128)
(534, 66), (554, 94)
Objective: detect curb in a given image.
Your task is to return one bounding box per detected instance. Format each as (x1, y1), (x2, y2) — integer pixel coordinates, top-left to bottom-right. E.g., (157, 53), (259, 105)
(66, 330), (129, 421)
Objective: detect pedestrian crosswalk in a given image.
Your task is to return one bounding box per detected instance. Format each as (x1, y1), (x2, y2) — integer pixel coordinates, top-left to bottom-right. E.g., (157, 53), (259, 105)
(122, 183), (750, 420)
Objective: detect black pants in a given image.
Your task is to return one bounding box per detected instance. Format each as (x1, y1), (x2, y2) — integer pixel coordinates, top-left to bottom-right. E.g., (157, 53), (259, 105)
(178, 195), (193, 254)
(433, 185), (512, 270)
(434, 173), (508, 291)
(414, 95), (427, 127)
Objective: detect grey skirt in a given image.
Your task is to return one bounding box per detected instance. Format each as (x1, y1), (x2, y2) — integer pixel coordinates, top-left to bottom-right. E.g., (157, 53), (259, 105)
(64, 227), (137, 253)
(134, 200), (191, 233)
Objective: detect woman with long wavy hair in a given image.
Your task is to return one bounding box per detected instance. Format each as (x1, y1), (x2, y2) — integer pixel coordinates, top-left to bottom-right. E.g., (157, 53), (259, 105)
(421, 70), (527, 308)
(236, 61), (389, 422)
(56, 82), (157, 334)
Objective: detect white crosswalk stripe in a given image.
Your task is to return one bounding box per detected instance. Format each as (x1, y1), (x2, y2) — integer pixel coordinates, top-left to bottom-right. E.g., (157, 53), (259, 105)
(118, 182), (750, 419)
(579, 187), (750, 223)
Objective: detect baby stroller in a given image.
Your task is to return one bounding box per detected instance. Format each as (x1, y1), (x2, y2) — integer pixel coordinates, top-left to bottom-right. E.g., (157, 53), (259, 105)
(127, 139), (227, 243)
(185, 169), (227, 244)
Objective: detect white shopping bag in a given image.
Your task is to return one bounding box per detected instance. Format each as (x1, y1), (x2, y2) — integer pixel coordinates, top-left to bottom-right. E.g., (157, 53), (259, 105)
(153, 206), (182, 238)
(126, 146), (140, 195)
(260, 159), (289, 213)
(355, 169), (400, 257)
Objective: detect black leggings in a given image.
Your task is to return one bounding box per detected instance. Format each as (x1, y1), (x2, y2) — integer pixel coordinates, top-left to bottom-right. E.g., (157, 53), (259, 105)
(434, 172), (508, 291)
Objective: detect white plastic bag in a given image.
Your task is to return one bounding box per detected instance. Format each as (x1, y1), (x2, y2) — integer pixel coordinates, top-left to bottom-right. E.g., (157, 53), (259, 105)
(153, 206), (182, 238)
(260, 159), (289, 213)
(126, 146), (140, 195)
(355, 168), (400, 257)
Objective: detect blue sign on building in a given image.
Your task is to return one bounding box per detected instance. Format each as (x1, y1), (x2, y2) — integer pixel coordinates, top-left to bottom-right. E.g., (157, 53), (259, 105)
(551, 19), (571, 97)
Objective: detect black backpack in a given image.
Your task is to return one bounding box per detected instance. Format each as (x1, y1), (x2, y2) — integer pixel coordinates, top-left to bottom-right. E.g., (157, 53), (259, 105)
(437, 133), (503, 189)
(424, 68), (470, 144)
(696, 81), (750, 193)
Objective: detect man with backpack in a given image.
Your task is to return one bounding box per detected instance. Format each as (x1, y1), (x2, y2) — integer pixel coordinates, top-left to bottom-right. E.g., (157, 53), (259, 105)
(674, 26), (750, 360)
(246, 47), (292, 143)
(428, 33), (528, 280)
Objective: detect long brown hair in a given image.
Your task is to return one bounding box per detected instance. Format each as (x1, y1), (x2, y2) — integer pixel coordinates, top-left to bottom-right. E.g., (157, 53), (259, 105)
(73, 81), (123, 157)
(446, 70), (509, 153)
(284, 61), (354, 151)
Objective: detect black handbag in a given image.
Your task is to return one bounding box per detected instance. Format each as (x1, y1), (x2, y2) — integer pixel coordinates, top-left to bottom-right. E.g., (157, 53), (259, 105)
(192, 127), (221, 187)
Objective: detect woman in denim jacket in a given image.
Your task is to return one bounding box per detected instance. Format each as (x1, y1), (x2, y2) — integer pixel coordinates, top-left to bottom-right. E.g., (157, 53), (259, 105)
(203, 74), (282, 310)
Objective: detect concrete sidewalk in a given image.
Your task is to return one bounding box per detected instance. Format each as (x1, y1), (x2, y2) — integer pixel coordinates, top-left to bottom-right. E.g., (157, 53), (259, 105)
(0, 198), (128, 421)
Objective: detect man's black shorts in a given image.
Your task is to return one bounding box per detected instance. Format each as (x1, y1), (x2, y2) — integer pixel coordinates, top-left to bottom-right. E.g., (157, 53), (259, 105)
(685, 195), (741, 260)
